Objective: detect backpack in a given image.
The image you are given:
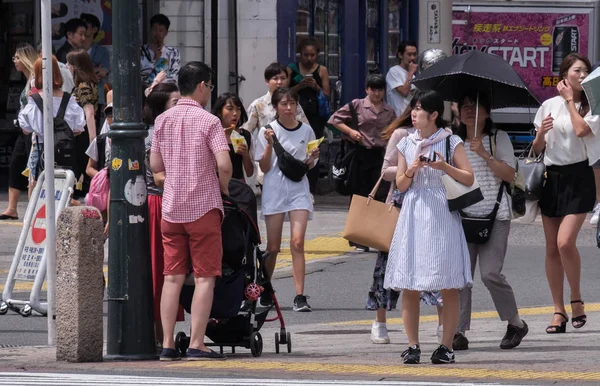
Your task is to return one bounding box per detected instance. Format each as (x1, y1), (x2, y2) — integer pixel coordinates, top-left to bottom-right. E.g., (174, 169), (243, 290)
(85, 167), (110, 212)
(332, 101), (359, 195)
(31, 93), (76, 170)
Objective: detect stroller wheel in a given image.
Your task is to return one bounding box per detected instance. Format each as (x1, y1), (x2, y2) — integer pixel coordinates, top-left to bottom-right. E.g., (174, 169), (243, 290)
(274, 332), (280, 354)
(286, 332), (292, 353)
(250, 332), (263, 357)
(175, 332), (189, 357)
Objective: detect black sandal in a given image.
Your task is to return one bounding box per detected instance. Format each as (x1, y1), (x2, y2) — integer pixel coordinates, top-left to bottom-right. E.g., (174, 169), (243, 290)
(571, 300), (587, 329)
(546, 312), (568, 334)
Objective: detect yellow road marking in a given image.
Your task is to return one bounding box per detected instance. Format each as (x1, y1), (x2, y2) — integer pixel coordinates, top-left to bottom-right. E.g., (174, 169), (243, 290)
(0, 221), (24, 227)
(326, 303), (600, 326)
(169, 360), (600, 381)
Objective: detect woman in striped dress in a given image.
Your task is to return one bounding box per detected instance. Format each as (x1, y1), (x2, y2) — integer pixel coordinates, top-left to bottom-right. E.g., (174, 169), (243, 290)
(384, 90), (473, 365)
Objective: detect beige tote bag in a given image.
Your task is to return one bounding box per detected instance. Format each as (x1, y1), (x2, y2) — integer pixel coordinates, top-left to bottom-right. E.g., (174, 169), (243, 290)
(342, 175), (400, 252)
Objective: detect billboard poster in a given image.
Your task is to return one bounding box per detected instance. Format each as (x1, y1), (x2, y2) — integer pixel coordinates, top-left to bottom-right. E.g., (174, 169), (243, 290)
(51, 0), (112, 48)
(452, 9), (590, 103)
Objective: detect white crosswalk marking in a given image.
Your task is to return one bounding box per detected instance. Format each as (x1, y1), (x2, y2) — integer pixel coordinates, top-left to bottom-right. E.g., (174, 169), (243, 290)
(0, 373), (526, 386)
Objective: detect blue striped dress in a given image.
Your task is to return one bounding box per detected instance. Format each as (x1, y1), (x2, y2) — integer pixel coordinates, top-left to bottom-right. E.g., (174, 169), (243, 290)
(384, 132), (473, 292)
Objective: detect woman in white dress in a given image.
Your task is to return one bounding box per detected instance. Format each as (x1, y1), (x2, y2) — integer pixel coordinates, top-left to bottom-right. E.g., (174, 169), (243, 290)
(254, 88), (320, 312)
(384, 90), (473, 365)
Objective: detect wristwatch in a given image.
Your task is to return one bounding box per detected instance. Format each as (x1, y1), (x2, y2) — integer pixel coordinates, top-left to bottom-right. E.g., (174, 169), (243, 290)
(486, 155), (494, 164)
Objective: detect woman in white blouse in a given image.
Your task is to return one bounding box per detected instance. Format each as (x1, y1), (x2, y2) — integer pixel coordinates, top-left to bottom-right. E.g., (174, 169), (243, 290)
(19, 56), (86, 195)
(533, 53), (599, 334)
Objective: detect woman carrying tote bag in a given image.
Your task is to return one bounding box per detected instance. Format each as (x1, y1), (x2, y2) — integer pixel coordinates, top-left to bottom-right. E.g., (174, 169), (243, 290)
(532, 53), (599, 334)
(384, 90), (474, 365)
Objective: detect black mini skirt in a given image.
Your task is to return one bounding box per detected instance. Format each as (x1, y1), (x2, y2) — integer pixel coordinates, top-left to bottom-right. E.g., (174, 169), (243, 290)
(539, 160), (596, 218)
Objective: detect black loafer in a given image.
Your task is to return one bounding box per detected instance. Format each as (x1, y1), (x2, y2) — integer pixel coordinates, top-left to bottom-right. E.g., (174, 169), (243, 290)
(500, 320), (528, 349)
(452, 333), (469, 351)
(186, 348), (227, 361)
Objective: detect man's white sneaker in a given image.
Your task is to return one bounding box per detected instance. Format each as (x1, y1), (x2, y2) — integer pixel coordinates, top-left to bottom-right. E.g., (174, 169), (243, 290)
(371, 322), (390, 344)
(590, 204), (600, 225)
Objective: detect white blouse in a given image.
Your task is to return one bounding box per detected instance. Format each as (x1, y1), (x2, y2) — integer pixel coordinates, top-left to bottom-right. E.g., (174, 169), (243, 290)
(534, 95), (600, 166)
(18, 94), (86, 143)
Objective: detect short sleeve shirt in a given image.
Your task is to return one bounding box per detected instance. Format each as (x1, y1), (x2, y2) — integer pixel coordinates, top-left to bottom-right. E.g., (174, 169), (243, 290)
(534, 96), (600, 166)
(151, 98), (230, 223)
(386, 65), (415, 116)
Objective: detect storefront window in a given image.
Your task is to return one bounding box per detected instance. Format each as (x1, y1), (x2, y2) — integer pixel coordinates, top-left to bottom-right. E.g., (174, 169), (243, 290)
(297, 0), (311, 38)
(366, 0), (379, 73)
(388, 0), (401, 68)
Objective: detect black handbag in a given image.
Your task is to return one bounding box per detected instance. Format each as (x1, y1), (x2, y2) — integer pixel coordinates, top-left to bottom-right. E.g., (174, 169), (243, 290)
(332, 101), (359, 195)
(488, 131), (526, 218)
(459, 182), (504, 244)
(266, 124), (309, 182)
(517, 145), (546, 201)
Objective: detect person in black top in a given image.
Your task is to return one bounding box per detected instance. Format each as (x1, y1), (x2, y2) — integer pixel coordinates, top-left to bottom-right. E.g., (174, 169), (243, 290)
(56, 18), (87, 64)
(212, 93), (253, 180)
(287, 37), (331, 194)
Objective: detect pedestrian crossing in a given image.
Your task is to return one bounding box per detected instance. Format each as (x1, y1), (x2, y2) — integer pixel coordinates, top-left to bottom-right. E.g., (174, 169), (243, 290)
(0, 372), (524, 386)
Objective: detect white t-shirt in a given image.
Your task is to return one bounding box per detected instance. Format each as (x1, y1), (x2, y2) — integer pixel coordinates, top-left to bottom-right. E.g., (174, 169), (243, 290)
(386, 65), (415, 116)
(254, 120), (316, 218)
(85, 120), (111, 165)
(534, 95), (600, 166)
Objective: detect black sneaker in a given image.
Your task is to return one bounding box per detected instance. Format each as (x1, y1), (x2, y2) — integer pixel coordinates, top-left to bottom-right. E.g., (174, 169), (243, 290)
(431, 344), (455, 364)
(293, 295), (312, 312)
(258, 293), (274, 308)
(500, 320), (529, 349)
(401, 344), (421, 364)
(452, 333), (469, 350)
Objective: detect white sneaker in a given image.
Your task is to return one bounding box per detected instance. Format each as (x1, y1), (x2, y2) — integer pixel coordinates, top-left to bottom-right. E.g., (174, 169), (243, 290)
(371, 322), (390, 344)
(590, 203), (600, 225)
(436, 325), (443, 344)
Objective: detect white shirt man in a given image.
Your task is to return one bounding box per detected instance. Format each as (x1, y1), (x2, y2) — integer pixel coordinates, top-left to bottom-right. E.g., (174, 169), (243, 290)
(386, 41), (418, 116)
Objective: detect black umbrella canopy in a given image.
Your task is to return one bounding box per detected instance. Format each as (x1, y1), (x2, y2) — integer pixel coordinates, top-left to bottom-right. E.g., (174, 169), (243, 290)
(412, 50), (540, 109)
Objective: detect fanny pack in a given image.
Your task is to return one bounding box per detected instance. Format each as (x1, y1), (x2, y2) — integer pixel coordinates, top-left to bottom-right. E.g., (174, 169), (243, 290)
(266, 124), (309, 182)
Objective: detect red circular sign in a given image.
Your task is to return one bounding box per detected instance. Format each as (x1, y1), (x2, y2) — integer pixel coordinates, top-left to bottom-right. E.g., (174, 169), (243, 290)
(31, 205), (46, 244)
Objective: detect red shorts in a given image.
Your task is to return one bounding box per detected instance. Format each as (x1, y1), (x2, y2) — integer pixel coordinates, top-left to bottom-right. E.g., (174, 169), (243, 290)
(161, 209), (223, 278)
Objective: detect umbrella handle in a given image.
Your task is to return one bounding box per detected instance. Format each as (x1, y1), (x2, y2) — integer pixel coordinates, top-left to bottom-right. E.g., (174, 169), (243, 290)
(474, 91), (479, 139)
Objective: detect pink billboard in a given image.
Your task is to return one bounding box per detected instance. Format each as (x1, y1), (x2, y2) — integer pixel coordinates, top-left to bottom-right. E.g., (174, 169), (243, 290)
(452, 10), (590, 103)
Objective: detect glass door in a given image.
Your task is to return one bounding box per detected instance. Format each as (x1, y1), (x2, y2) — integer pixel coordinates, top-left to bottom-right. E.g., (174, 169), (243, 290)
(366, 0), (380, 74)
(387, 0), (402, 68)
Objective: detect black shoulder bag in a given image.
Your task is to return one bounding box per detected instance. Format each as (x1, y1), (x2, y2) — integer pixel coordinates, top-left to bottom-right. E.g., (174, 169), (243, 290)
(332, 101), (359, 195)
(266, 124), (309, 182)
(458, 132), (504, 244)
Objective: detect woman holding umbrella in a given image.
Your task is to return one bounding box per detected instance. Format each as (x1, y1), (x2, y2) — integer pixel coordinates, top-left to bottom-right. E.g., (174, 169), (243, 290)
(532, 53), (599, 333)
(453, 90), (528, 351)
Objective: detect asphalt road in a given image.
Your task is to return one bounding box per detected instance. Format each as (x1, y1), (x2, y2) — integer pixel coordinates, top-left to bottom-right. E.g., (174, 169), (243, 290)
(0, 195), (598, 347)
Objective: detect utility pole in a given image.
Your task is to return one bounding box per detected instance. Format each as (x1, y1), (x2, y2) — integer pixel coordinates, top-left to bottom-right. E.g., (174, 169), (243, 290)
(105, 0), (156, 360)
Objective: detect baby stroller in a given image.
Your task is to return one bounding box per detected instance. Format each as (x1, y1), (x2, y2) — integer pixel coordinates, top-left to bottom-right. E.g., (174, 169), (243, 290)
(174, 179), (291, 357)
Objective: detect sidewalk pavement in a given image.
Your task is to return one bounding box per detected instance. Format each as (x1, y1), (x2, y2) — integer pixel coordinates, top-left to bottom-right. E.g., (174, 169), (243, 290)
(0, 300), (598, 384)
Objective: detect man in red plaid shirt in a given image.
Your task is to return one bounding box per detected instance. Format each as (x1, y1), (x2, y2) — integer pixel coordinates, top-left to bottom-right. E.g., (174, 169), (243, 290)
(151, 61), (232, 361)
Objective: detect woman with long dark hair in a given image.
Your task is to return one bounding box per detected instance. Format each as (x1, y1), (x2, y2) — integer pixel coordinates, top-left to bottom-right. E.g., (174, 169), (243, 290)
(67, 49), (98, 197)
(143, 82), (182, 345)
(384, 90), (474, 365)
(1, 43), (38, 220)
(453, 90), (527, 351)
(532, 53), (599, 334)
(212, 92), (253, 180)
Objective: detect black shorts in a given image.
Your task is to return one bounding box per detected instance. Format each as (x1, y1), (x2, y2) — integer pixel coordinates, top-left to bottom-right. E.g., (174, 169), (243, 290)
(539, 160), (596, 218)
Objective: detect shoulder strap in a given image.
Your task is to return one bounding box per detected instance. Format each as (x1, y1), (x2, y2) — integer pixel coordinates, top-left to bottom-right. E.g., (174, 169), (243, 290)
(31, 93), (43, 112)
(56, 92), (71, 119)
(489, 130), (497, 157)
(348, 101), (358, 131)
(446, 136), (451, 164)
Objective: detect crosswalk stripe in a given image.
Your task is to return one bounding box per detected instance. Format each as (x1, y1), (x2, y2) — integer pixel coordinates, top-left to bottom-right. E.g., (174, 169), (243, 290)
(0, 373), (522, 386)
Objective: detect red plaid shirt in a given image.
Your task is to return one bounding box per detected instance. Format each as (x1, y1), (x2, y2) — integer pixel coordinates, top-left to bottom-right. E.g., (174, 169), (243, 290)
(151, 98), (229, 223)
